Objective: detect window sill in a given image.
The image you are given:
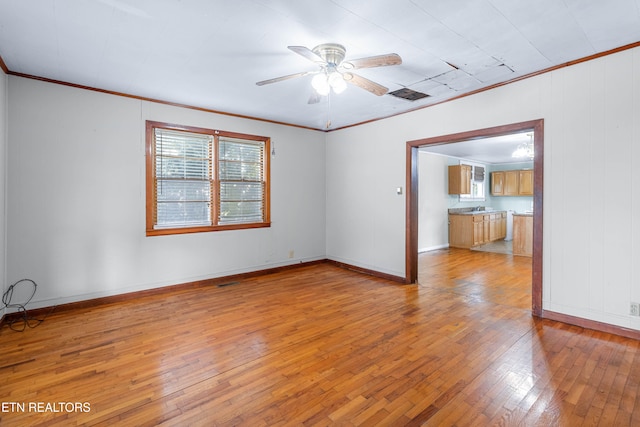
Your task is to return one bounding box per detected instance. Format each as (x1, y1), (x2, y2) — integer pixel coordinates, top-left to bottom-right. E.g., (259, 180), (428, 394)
(146, 222), (271, 236)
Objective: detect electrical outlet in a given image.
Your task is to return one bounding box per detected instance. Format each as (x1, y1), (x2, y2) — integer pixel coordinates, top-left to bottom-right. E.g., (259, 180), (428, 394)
(630, 302), (639, 316)
(288, 250), (294, 259)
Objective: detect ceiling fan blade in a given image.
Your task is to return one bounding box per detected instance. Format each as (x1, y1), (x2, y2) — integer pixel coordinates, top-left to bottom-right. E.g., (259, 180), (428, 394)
(256, 71), (316, 86)
(308, 91), (321, 104)
(342, 73), (389, 96)
(341, 53), (402, 70)
(288, 46), (325, 64)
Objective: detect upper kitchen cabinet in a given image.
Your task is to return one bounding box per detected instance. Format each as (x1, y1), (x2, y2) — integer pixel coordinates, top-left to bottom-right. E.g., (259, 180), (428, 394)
(448, 165), (472, 195)
(491, 171), (504, 195)
(518, 170), (533, 195)
(504, 170), (519, 195)
(491, 169), (533, 196)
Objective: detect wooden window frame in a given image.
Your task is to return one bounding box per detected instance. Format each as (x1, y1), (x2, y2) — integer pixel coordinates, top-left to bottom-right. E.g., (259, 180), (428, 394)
(459, 161), (486, 202)
(145, 121), (271, 236)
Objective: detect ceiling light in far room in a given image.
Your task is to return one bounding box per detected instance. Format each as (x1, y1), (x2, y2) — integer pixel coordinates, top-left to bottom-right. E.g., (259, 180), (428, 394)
(512, 133), (534, 159)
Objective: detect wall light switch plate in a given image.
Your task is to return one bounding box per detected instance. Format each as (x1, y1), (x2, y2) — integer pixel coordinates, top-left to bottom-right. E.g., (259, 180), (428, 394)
(396, 187), (403, 195)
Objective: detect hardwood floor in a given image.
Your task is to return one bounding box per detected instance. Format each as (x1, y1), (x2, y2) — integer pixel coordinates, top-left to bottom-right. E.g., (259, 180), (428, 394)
(418, 247), (532, 311)
(1, 252), (639, 426)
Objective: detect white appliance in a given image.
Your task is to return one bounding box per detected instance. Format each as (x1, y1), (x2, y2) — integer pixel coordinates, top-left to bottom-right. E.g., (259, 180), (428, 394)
(505, 210), (514, 241)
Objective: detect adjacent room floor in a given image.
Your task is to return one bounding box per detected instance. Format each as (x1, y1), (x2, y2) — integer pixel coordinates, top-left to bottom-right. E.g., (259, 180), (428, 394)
(418, 247), (531, 311)
(470, 239), (513, 255)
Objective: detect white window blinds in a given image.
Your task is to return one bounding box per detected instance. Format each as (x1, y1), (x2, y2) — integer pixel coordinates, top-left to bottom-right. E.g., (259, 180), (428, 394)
(154, 129), (213, 229)
(218, 138), (265, 225)
(473, 166), (485, 182)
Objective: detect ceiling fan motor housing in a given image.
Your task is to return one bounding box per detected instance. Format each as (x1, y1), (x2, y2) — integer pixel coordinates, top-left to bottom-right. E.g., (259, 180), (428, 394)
(312, 43), (346, 66)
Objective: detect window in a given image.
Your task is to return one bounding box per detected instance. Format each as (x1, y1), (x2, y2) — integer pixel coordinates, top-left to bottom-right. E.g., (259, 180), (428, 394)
(459, 162), (485, 201)
(146, 121), (270, 235)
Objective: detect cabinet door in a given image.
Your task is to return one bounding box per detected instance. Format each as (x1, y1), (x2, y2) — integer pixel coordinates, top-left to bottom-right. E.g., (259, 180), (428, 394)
(491, 172), (504, 196)
(473, 219), (484, 246)
(488, 214), (499, 241)
(463, 165), (472, 194)
(513, 215), (533, 256)
(504, 170), (519, 196)
(519, 170), (533, 195)
(483, 215), (490, 243)
(449, 215), (474, 248)
(448, 165), (471, 195)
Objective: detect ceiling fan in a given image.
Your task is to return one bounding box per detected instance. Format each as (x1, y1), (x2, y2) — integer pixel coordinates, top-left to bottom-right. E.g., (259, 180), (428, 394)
(256, 43), (402, 102)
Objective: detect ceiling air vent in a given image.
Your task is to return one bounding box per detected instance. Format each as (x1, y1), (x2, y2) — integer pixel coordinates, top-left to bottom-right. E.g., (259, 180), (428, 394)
(388, 88), (430, 101)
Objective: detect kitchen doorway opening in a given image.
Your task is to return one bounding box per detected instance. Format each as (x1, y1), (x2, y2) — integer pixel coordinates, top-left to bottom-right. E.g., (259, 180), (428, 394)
(405, 119), (543, 316)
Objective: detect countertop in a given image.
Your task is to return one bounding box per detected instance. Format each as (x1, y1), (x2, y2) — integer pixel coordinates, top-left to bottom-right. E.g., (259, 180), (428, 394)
(512, 212), (533, 217)
(448, 209), (506, 216)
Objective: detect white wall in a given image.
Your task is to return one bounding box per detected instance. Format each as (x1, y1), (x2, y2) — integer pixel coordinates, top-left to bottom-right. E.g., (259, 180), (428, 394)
(6, 76), (326, 308)
(325, 118), (407, 277)
(417, 152), (449, 252)
(0, 67), (6, 315)
(326, 46), (640, 330)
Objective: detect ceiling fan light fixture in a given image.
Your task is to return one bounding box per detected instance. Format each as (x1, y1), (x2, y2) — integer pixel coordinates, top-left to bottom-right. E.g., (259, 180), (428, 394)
(312, 73), (330, 96)
(512, 133), (534, 159)
(312, 71), (348, 95)
(328, 71), (347, 94)
(257, 43), (401, 101)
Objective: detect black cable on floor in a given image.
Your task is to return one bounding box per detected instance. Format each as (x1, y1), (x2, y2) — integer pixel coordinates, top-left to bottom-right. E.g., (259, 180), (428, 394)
(2, 279), (52, 332)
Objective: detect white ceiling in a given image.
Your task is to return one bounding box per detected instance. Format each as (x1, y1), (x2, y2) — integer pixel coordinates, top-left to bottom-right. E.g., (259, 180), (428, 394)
(419, 131), (533, 165)
(1, 0), (640, 131)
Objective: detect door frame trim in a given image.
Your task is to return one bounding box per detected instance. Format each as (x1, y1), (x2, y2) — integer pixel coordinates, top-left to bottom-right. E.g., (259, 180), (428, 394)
(405, 119), (544, 316)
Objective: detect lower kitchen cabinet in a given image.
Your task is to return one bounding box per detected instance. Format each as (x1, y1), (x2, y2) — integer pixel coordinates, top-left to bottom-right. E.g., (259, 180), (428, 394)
(449, 212), (506, 249)
(473, 215), (485, 246)
(513, 214), (533, 256)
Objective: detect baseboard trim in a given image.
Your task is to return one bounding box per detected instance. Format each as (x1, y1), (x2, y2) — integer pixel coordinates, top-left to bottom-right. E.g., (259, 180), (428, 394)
(418, 244), (449, 253)
(8, 263), (637, 341)
(0, 259), (409, 327)
(541, 309), (640, 341)
(0, 260), (329, 326)
(326, 260), (407, 284)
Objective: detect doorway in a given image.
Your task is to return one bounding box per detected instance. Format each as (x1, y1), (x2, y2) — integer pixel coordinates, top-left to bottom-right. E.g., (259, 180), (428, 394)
(405, 120), (543, 316)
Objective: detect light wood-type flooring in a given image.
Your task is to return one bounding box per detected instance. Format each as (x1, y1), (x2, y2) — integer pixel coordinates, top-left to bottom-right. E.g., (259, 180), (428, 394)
(1, 248), (639, 426)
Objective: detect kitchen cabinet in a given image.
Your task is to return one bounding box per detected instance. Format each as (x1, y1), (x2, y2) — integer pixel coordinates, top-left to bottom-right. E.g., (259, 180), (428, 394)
(488, 212), (506, 241)
(448, 165), (472, 195)
(513, 214), (533, 257)
(491, 171), (504, 195)
(473, 215), (485, 246)
(449, 211), (506, 249)
(504, 170), (519, 195)
(491, 169), (533, 196)
(499, 212), (506, 237)
(489, 214), (498, 241)
(518, 170), (533, 195)
(449, 214), (474, 248)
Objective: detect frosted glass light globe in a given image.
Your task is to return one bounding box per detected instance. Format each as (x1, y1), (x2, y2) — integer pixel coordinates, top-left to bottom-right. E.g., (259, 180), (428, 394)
(328, 72), (347, 94)
(311, 74), (330, 96)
